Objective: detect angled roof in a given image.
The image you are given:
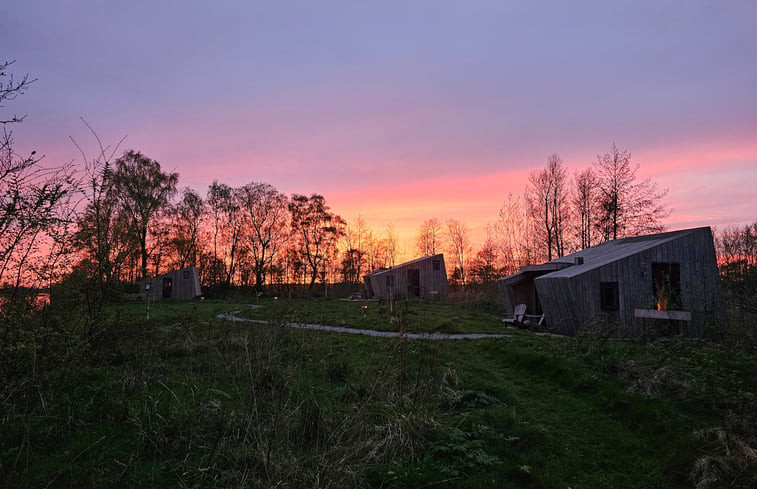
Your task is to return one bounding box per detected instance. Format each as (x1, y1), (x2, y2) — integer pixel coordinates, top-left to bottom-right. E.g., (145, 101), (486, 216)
(365, 254), (444, 277)
(499, 262), (572, 285)
(538, 227), (709, 279)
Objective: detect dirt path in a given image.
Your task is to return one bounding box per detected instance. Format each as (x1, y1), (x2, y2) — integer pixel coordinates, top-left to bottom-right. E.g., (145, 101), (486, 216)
(217, 310), (509, 340)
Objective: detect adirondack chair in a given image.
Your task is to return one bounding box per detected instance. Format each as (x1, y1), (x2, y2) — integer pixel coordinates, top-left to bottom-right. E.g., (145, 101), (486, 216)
(524, 313), (545, 327)
(503, 303), (527, 324)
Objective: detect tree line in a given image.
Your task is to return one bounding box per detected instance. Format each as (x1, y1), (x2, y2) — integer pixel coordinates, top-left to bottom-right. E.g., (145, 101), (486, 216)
(3, 59), (753, 309)
(413, 147), (671, 288)
(0, 59), (675, 301)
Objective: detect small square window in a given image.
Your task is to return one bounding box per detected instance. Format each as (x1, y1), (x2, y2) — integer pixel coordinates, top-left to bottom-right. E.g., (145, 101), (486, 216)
(183, 270), (190, 279)
(600, 282), (619, 311)
(432, 260), (440, 271)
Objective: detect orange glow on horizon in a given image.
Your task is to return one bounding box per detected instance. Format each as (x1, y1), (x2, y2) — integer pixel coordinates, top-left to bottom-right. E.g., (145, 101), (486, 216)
(42, 126), (757, 258)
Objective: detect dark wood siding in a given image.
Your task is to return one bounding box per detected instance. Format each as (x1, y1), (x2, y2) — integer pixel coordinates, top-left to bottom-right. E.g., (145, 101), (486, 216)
(533, 228), (720, 337)
(364, 254), (449, 300)
(148, 266), (202, 301)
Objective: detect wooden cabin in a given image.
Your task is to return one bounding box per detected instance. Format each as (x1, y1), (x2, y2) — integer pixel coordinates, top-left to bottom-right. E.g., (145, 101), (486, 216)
(364, 254), (449, 300)
(498, 227), (722, 337)
(147, 266), (202, 301)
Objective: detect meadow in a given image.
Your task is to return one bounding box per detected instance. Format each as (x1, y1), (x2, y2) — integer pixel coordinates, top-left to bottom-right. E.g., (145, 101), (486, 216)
(1, 297), (755, 488)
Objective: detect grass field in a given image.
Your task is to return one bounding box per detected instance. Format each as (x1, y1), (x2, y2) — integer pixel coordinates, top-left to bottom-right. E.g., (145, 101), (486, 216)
(1, 297), (755, 488)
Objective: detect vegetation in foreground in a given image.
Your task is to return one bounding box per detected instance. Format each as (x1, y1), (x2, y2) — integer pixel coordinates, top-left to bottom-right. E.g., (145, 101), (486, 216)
(1, 297), (755, 488)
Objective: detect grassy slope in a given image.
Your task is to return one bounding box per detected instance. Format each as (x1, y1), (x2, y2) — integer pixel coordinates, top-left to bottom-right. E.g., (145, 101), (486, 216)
(1, 298), (754, 488)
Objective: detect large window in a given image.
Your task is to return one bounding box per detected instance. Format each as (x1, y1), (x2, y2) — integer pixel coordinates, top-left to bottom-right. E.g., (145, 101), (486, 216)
(600, 282), (619, 311)
(652, 262), (681, 310)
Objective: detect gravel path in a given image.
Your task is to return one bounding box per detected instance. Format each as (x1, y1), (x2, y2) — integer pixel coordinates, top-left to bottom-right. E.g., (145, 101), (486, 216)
(217, 311), (509, 340)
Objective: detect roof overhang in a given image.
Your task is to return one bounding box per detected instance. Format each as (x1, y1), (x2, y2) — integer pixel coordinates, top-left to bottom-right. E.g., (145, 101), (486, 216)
(499, 262), (573, 286)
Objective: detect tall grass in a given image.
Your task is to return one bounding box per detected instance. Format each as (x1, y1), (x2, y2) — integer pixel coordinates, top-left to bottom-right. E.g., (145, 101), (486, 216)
(1, 297), (755, 487)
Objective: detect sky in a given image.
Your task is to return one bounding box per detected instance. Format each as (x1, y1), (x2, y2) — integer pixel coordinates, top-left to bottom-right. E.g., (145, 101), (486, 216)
(3, 0), (756, 257)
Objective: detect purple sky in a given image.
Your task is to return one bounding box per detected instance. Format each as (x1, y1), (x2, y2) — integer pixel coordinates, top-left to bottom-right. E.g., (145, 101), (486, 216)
(3, 1), (756, 251)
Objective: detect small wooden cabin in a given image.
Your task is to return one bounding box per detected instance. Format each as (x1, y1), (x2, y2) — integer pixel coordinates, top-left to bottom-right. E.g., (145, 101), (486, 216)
(147, 266), (202, 301)
(364, 254), (449, 300)
(498, 227), (722, 337)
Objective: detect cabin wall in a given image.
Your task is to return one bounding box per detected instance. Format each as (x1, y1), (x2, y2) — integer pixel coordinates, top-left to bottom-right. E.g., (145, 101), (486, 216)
(536, 228), (720, 336)
(365, 255), (449, 300)
(148, 266), (202, 301)
(535, 276), (583, 335)
(497, 278), (514, 316)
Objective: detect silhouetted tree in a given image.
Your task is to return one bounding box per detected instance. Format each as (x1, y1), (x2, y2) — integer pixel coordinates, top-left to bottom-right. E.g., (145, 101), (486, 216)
(342, 215), (372, 283)
(471, 224), (500, 284)
(594, 144), (669, 241)
(1, 61), (76, 292)
(239, 182), (289, 289)
(288, 194), (345, 288)
(572, 167), (598, 249)
(526, 154), (569, 261)
(446, 218), (472, 287)
(72, 125), (132, 318)
(417, 217), (442, 256)
(382, 224), (399, 267)
(495, 192), (534, 274)
(170, 187), (205, 269)
(717, 221), (757, 327)
(206, 181), (243, 287)
(110, 150), (178, 282)
(0, 60), (35, 125)
(340, 247), (365, 284)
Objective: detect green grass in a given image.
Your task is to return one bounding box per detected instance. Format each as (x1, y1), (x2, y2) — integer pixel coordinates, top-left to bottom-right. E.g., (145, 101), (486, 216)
(1, 297), (755, 488)
(238, 296), (507, 334)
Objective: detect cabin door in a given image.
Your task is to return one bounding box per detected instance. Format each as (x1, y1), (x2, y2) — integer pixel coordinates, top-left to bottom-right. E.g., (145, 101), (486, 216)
(407, 269), (421, 297)
(162, 277), (173, 298)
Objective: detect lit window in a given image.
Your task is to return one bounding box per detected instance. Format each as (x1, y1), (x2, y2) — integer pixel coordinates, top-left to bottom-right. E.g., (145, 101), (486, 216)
(652, 263), (681, 310)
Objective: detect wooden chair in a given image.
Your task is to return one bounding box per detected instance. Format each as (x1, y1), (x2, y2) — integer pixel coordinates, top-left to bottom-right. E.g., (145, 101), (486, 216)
(524, 314), (545, 327)
(503, 303), (527, 324)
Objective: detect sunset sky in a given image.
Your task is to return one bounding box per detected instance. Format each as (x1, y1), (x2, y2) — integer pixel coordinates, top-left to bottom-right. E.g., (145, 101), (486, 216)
(3, 1), (756, 257)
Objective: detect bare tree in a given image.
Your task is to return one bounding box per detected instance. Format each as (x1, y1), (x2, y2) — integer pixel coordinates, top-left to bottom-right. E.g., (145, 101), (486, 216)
(526, 154), (569, 261)
(341, 215), (372, 283)
(446, 218), (472, 287)
(717, 221), (757, 327)
(206, 181), (243, 287)
(382, 224), (398, 267)
(495, 192), (534, 274)
(170, 187), (205, 269)
(0, 61), (76, 293)
(0, 60), (36, 125)
(148, 212), (174, 276)
(573, 167), (599, 250)
(416, 217), (442, 256)
(594, 143), (670, 241)
(239, 182), (289, 289)
(471, 224), (500, 284)
(0, 140), (76, 289)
